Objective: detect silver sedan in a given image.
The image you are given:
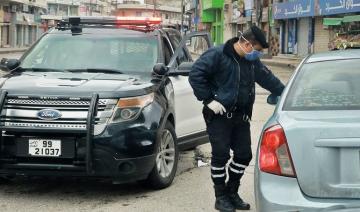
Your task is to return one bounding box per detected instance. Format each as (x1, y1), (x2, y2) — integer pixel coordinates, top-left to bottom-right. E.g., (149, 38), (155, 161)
(255, 49), (360, 211)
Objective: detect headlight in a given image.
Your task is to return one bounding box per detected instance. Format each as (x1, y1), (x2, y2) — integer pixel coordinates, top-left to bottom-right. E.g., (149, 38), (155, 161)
(111, 93), (154, 123)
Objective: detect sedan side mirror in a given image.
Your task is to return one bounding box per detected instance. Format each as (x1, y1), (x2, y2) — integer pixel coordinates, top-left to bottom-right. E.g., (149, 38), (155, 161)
(267, 94), (280, 105)
(152, 63), (169, 76)
(0, 58), (20, 71)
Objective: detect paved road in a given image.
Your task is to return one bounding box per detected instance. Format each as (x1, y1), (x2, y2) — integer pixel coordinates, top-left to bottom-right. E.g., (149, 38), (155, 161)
(0, 52), (293, 211)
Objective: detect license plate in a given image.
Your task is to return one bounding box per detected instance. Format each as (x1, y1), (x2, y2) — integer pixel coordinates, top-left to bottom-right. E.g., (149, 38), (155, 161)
(29, 139), (61, 157)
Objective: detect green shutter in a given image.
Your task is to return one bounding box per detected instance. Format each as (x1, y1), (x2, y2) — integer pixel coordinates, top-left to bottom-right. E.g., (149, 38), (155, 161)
(323, 18), (343, 26)
(201, 10), (215, 22)
(203, 0), (224, 10)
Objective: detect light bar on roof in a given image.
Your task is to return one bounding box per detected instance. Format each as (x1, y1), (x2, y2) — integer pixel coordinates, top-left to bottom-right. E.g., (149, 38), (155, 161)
(116, 17), (162, 25)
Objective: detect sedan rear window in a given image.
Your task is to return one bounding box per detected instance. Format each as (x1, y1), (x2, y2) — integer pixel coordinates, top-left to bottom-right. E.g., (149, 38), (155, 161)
(284, 59), (360, 111)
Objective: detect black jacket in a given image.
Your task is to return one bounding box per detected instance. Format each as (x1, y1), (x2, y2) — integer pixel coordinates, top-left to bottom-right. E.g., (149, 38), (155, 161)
(189, 37), (285, 118)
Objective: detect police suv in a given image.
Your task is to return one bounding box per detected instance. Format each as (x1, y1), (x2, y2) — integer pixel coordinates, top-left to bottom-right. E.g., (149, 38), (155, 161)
(0, 17), (211, 189)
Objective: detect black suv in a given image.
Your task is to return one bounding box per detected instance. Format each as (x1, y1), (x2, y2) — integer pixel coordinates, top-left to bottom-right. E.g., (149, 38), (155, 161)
(0, 17), (211, 189)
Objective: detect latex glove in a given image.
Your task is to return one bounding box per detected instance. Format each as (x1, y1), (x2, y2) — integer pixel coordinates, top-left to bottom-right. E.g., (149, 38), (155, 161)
(207, 100), (226, 115)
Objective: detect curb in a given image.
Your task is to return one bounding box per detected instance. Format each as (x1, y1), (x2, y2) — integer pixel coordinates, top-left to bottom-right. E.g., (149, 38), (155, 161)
(0, 49), (27, 54)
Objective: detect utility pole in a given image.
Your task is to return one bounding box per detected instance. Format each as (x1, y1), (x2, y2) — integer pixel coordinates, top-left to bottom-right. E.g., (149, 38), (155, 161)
(194, 0), (198, 31)
(256, 0), (262, 26)
(181, 0), (184, 33)
(153, 0), (156, 17)
(89, 0), (92, 16)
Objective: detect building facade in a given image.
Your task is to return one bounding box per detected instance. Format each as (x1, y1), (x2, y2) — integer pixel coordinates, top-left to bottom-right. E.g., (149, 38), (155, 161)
(224, 0), (263, 43)
(42, 0), (80, 29)
(201, 0), (225, 45)
(221, 0), (273, 56)
(184, 0), (198, 32)
(41, 0), (113, 32)
(114, 1), (182, 26)
(0, 2), (12, 47)
(273, 0), (360, 56)
(0, 0), (47, 48)
(78, 0), (112, 17)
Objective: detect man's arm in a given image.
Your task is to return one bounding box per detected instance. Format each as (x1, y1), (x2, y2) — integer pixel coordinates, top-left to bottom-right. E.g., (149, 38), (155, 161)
(254, 60), (285, 96)
(189, 47), (219, 104)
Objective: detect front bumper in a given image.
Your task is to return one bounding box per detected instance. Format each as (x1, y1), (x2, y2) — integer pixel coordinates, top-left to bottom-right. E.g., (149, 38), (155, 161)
(255, 171), (360, 212)
(0, 92), (164, 182)
(0, 120), (159, 182)
(0, 105), (162, 182)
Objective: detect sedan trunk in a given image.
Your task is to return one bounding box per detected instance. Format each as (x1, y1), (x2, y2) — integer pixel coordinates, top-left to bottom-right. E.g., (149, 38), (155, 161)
(279, 110), (360, 199)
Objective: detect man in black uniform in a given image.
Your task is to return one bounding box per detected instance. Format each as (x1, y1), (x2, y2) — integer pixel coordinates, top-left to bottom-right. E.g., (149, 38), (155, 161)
(189, 26), (285, 212)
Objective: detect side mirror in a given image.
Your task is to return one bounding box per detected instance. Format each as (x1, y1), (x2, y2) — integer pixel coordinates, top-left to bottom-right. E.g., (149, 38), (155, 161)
(168, 62), (193, 76)
(267, 94), (280, 105)
(0, 58), (20, 71)
(152, 63), (169, 75)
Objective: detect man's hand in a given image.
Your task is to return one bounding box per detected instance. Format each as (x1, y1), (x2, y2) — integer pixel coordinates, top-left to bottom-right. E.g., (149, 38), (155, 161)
(207, 100), (226, 115)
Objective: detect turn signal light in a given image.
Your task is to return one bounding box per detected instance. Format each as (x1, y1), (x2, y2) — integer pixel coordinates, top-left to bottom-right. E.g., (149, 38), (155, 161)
(259, 125), (296, 177)
(111, 93), (154, 123)
(117, 93), (154, 108)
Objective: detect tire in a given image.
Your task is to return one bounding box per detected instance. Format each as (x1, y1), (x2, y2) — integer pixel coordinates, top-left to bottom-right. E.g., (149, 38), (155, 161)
(142, 121), (179, 190)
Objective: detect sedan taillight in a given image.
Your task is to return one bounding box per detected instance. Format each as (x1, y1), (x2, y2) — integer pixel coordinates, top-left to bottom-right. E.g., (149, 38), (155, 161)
(259, 125), (296, 177)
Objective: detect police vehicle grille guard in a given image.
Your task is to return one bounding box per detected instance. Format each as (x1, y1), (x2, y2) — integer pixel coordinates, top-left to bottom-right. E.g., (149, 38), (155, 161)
(1, 97), (114, 133)
(0, 91), (99, 175)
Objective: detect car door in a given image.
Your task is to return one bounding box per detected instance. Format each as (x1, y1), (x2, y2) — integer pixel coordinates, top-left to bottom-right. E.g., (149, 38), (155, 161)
(167, 32), (212, 139)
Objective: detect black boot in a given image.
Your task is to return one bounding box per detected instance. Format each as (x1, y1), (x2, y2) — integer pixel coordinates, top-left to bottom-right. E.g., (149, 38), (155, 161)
(214, 184), (236, 212)
(226, 181), (251, 210)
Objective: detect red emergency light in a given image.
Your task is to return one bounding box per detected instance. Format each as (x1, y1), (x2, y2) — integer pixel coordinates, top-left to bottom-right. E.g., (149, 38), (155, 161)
(116, 17), (162, 25)
(115, 17), (162, 32)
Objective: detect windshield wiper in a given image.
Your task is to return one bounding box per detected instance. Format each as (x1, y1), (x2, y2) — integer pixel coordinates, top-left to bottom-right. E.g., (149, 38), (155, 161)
(66, 68), (124, 74)
(18, 67), (66, 72)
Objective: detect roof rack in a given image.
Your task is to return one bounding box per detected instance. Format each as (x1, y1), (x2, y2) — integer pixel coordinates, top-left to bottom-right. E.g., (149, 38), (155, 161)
(57, 16), (162, 33)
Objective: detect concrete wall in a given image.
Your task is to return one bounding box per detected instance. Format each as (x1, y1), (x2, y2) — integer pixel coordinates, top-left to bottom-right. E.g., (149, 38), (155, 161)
(117, 9), (154, 17)
(223, 0), (234, 42)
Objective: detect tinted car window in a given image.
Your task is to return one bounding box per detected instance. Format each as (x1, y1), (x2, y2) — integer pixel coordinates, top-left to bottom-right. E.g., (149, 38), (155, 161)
(21, 34), (158, 73)
(163, 38), (173, 65)
(284, 59), (360, 111)
(166, 30), (189, 64)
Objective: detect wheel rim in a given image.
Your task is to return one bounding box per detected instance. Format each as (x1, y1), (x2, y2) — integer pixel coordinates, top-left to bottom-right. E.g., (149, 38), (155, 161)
(156, 129), (175, 178)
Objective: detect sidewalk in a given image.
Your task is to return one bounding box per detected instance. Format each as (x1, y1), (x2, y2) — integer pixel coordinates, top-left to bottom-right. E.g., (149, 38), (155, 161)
(262, 54), (303, 69)
(0, 47), (28, 54)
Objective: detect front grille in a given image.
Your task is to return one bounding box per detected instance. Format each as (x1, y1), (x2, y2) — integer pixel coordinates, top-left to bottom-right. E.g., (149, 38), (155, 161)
(1, 96), (118, 134)
(7, 99), (107, 106)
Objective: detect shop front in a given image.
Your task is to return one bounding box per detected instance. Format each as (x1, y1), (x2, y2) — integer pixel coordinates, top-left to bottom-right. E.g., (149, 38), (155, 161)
(316, 0), (360, 51)
(273, 0), (315, 56)
(0, 3), (11, 47)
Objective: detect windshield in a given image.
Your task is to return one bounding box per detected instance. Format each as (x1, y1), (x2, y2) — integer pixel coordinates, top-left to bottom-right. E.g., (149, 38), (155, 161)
(21, 33), (159, 73)
(284, 59), (360, 111)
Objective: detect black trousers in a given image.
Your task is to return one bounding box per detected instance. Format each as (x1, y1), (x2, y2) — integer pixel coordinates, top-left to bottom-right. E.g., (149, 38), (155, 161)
(203, 106), (252, 185)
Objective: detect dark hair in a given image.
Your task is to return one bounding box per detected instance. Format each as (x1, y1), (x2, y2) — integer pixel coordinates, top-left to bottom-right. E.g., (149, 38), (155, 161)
(239, 30), (257, 44)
